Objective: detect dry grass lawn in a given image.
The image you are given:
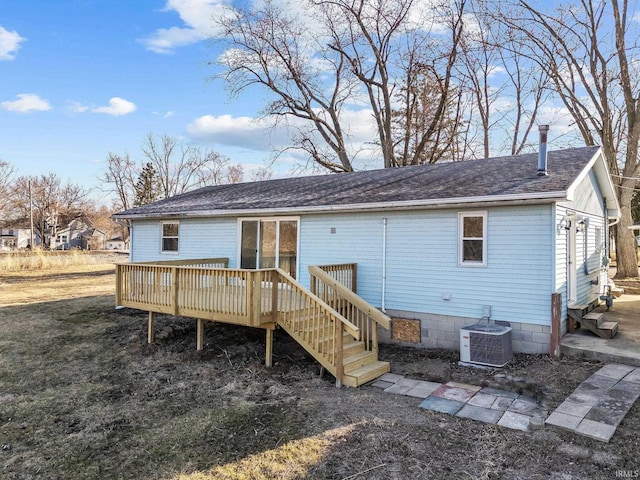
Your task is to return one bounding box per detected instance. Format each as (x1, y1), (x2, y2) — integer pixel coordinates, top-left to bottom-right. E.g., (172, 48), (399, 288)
(1, 256), (639, 479)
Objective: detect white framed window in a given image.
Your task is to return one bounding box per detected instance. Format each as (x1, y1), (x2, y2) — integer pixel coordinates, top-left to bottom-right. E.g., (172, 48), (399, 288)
(161, 221), (179, 253)
(458, 211), (487, 266)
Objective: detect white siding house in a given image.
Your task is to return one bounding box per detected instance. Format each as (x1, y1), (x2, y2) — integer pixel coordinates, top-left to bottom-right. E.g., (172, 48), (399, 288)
(116, 146), (620, 355)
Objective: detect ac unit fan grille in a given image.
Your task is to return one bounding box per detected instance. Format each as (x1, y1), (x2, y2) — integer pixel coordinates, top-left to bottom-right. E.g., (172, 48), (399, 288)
(469, 330), (512, 367)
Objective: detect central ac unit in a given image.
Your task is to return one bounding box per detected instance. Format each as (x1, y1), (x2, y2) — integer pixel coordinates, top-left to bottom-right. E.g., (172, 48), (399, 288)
(460, 324), (512, 367)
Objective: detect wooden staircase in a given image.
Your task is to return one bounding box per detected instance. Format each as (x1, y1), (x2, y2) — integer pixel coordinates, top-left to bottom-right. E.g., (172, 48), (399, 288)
(275, 265), (391, 387)
(278, 320), (390, 387)
(341, 335), (390, 388)
(568, 304), (619, 339)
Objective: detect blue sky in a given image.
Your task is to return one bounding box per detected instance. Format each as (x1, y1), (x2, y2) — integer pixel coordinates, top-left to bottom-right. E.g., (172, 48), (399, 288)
(1, 0), (584, 205)
(0, 0), (282, 201)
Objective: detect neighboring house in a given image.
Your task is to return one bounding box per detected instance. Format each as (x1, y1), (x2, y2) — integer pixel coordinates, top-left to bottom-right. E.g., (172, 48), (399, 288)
(113, 145), (620, 355)
(0, 228), (39, 250)
(52, 216), (106, 250)
(105, 236), (128, 251)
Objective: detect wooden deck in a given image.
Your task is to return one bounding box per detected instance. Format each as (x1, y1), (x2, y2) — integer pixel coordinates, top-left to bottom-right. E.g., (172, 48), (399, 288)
(116, 259), (391, 387)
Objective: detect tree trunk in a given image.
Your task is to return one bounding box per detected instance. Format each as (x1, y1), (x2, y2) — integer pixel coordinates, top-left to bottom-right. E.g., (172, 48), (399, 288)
(614, 187), (639, 279)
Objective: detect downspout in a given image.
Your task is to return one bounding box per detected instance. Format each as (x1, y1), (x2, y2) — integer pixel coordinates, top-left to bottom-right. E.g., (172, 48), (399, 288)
(381, 217), (387, 313)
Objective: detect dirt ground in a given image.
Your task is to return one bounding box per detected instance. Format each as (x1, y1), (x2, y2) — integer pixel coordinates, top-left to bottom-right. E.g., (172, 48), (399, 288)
(1, 264), (639, 479)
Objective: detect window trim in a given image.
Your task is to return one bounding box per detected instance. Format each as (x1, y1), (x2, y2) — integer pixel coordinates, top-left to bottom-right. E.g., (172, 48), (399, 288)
(160, 221), (180, 254)
(458, 211), (487, 267)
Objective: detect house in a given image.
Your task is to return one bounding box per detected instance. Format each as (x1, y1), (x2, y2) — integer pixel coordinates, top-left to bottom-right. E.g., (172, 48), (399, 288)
(0, 227), (39, 250)
(113, 143), (620, 379)
(52, 216), (106, 250)
(105, 236), (129, 251)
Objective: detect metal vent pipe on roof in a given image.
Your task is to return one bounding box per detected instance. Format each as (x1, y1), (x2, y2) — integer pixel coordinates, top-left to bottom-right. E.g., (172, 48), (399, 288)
(538, 124), (550, 176)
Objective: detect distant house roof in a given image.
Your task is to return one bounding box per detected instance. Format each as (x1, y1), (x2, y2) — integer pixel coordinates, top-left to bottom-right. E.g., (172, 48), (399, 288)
(114, 146), (620, 220)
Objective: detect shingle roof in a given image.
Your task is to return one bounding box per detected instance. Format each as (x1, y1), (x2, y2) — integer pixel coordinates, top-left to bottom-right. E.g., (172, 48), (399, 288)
(114, 146), (601, 219)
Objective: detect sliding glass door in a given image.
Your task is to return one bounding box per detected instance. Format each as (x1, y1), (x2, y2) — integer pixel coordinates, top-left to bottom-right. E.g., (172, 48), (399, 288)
(240, 218), (298, 278)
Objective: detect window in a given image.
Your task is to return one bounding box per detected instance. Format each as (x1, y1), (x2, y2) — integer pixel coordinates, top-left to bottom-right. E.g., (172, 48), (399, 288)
(161, 222), (179, 252)
(459, 212), (487, 266)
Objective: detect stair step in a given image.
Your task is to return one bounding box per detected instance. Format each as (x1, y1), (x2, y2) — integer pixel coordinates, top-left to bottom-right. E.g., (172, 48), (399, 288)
(343, 350), (377, 373)
(568, 303), (591, 312)
(596, 321), (619, 339)
(342, 361), (391, 387)
(582, 312), (605, 327)
(342, 341), (365, 356)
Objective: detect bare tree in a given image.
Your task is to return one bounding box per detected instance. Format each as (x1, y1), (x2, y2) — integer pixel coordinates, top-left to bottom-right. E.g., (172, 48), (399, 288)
(454, 1), (550, 159)
(216, 0), (467, 171)
(250, 166), (273, 182)
(226, 164), (244, 184)
(141, 133), (231, 198)
(103, 135), (234, 214)
(9, 174), (89, 247)
(101, 152), (137, 212)
(498, 0), (640, 278)
(0, 159), (15, 219)
(217, 0), (358, 172)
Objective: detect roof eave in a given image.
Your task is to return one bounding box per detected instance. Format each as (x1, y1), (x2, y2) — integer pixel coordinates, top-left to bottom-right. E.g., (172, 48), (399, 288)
(113, 191), (569, 221)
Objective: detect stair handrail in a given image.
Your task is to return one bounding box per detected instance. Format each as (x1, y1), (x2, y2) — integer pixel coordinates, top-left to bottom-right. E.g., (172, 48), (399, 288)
(309, 265), (391, 330)
(275, 268), (360, 339)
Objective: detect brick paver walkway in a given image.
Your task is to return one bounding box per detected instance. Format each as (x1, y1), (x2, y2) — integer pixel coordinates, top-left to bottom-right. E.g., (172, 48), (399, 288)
(373, 363), (640, 441)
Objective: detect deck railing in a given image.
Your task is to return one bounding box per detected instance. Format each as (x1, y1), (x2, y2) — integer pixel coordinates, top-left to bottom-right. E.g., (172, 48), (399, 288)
(314, 263), (357, 292)
(309, 265), (390, 355)
(115, 260), (369, 386)
(116, 262), (271, 326)
(135, 258), (229, 268)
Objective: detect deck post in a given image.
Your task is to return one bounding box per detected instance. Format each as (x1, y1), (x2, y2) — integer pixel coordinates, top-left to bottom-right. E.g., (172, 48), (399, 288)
(351, 264), (357, 293)
(196, 318), (204, 351)
(265, 328), (274, 367)
(550, 293), (562, 360)
(171, 267), (179, 316)
(271, 269), (279, 322)
(310, 274), (316, 296)
(115, 264), (122, 305)
(147, 311), (155, 343)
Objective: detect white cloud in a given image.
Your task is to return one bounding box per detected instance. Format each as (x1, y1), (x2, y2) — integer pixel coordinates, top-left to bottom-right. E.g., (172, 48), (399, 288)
(1, 93), (51, 113)
(66, 101), (90, 114)
(92, 97), (137, 116)
(141, 0), (228, 53)
(0, 26), (25, 60)
(153, 110), (175, 119)
(186, 109), (380, 168)
(187, 114), (275, 150)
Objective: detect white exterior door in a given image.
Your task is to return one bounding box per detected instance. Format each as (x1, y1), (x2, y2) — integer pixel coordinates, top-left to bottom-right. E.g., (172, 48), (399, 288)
(240, 218), (299, 278)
